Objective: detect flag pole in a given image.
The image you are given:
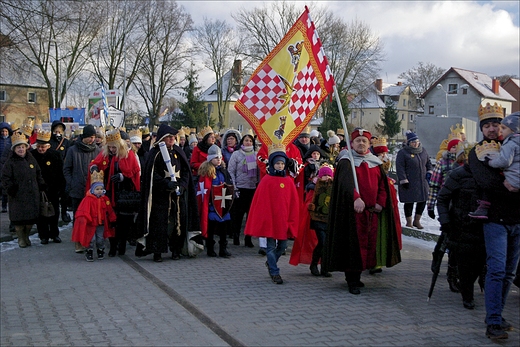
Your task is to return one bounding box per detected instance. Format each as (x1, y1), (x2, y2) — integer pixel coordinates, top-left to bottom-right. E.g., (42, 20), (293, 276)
(333, 84), (359, 192)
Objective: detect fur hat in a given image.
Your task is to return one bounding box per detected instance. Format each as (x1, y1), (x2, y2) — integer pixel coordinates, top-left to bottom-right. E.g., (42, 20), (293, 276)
(327, 130), (340, 145)
(207, 144), (222, 162)
(405, 130), (418, 144)
(501, 112), (520, 134)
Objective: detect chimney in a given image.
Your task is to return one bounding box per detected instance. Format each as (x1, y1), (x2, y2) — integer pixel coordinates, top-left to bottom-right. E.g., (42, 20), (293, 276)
(232, 60), (243, 88)
(492, 78), (500, 94)
(375, 79), (383, 92)
(396, 81), (402, 86)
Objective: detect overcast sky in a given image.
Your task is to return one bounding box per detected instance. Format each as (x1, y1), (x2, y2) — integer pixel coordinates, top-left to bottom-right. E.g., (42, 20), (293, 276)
(179, 0), (520, 90)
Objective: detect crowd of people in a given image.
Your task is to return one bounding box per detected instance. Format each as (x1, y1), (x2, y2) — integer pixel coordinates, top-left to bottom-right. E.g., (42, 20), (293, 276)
(0, 102), (518, 340)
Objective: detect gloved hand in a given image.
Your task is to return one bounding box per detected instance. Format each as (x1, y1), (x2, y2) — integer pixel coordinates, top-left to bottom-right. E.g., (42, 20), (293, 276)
(89, 165), (98, 174)
(428, 209), (436, 219)
(401, 182), (409, 189)
(111, 173), (123, 182)
(167, 180), (178, 190)
(426, 172), (432, 182)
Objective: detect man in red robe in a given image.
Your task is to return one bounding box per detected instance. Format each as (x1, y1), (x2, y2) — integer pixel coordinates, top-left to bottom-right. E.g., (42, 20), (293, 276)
(323, 129), (401, 294)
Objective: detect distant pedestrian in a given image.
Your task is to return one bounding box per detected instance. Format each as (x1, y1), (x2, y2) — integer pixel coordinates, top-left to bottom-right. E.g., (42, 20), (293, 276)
(48, 120), (72, 223)
(245, 145), (299, 284)
(396, 131), (433, 229)
(0, 122), (13, 213)
(71, 171), (116, 262)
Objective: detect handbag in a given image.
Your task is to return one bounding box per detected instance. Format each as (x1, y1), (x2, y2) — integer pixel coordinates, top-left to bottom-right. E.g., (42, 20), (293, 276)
(40, 192), (55, 217)
(116, 190), (141, 213)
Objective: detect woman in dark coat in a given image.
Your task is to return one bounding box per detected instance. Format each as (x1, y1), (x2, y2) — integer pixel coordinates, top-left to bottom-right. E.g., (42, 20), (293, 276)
(1, 132), (45, 248)
(436, 146), (486, 309)
(396, 131), (433, 229)
(31, 130), (65, 244)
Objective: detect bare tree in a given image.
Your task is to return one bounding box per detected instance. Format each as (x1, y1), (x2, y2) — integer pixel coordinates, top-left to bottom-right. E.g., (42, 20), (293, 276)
(89, 0), (147, 110)
(2, 0), (102, 108)
(193, 18), (241, 128)
(398, 62), (445, 96)
(132, 0), (193, 125)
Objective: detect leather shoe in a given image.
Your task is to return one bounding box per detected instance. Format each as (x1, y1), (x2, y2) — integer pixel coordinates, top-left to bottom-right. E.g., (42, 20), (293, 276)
(40, 238), (49, 245)
(463, 300), (475, 310)
(219, 249), (231, 257)
(348, 286), (361, 295)
(153, 253), (163, 262)
(52, 236), (62, 243)
(207, 250), (217, 257)
(61, 212), (71, 223)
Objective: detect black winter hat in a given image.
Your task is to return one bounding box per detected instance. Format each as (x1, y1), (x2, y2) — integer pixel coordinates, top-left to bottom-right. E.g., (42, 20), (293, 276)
(51, 120), (66, 132)
(82, 124), (96, 138)
(156, 123), (178, 144)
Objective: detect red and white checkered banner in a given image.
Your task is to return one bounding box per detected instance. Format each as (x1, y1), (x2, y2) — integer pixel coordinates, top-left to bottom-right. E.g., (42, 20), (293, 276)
(235, 6), (334, 147)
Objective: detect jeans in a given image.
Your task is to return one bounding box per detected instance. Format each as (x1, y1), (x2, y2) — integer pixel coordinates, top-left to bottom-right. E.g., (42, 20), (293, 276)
(483, 222), (520, 325)
(266, 238), (287, 276)
(89, 225), (106, 250)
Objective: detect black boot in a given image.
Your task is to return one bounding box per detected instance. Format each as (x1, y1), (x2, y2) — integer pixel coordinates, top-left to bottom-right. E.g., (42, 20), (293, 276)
(117, 239), (126, 256)
(219, 239), (231, 257)
(97, 248), (105, 260)
(447, 265), (460, 293)
(108, 237), (117, 257)
(310, 247), (320, 276)
(478, 265), (487, 292)
(233, 234), (240, 246)
(206, 238), (217, 257)
(244, 235), (254, 248)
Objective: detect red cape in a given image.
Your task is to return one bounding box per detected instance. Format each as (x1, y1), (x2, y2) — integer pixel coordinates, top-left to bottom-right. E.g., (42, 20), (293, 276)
(289, 189), (318, 265)
(244, 174), (299, 240)
(196, 175), (212, 238)
(71, 193), (117, 247)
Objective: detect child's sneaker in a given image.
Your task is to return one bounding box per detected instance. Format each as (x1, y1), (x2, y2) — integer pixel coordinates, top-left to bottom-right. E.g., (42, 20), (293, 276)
(469, 200), (490, 219)
(97, 248), (105, 260)
(85, 249), (94, 262)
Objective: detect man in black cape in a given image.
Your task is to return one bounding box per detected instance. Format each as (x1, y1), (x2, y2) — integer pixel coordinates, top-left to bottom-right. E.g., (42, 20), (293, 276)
(322, 128), (401, 294)
(135, 124), (201, 262)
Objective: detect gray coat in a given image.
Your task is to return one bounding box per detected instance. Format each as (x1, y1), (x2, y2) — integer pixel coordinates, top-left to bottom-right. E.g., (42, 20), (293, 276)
(63, 141), (101, 199)
(227, 148), (258, 189)
(488, 134), (520, 189)
(1, 150), (45, 223)
(396, 144), (432, 203)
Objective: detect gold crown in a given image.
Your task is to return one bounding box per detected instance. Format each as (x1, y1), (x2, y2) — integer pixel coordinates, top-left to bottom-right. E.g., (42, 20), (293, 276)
(105, 128), (121, 144)
(128, 129), (142, 139)
(177, 128), (186, 139)
(447, 132), (463, 142)
(90, 170), (104, 185)
(450, 123), (465, 135)
(336, 128), (345, 136)
(11, 132), (28, 146)
(34, 117), (42, 128)
(303, 126), (311, 134)
(152, 125), (159, 134)
(245, 128), (254, 136)
(199, 126), (213, 138)
(455, 142), (475, 160)
(21, 118), (34, 136)
(139, 126), (150, 135)
(96, 127), (105, 137)
(479, 102), (504, 122)
(372, 137), (387, 147)
(475, 140), (501, 161)
(190, 128), (197, 134)
(319, 162), (334, 170)
(10, 120), (19, 131)
(36, 129), (51, 142)
(268, 143), (286, 157)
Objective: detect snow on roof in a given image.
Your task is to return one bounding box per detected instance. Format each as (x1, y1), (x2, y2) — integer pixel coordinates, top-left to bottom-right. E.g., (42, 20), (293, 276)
(350, 84), (387, 109)
(200, 70), (248, 102)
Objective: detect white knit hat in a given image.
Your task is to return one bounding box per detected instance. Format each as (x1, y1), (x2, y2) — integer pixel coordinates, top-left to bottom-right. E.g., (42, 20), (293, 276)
(327, 130), (340, 145)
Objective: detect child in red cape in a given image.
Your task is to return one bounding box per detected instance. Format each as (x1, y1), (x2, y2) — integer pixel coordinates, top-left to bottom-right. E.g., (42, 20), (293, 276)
(245, 145), (299, 284)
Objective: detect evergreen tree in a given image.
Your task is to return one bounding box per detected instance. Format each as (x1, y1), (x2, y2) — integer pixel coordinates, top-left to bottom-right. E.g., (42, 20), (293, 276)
(320, 92), (352, 135)
(178, 67), (208, 130)
(376, 99), (401, 138)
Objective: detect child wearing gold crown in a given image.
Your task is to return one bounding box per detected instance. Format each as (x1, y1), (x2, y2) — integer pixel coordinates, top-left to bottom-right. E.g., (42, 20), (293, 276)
(71, 171), (117, 262)
(245, 145), (299, 284)
(469, 112), (520, 219)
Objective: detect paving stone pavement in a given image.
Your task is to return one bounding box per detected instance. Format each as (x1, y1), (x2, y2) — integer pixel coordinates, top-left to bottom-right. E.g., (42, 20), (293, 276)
(1, 224), (518, 346)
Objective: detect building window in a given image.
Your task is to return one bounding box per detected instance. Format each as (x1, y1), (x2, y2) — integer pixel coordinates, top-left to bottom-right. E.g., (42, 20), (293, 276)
(429, 106), (434, 114)
(462, 88), (468, 95)
(448, 84), (459, 94)
(0, 90), (5, 102)
(28, 92), (36, 103)
(410, 114), (414, 122)
(401, 114), (405, 120)
(238, 124), (243, 132)
(352, 111), (357, 119)
(403, 99), (406, 106)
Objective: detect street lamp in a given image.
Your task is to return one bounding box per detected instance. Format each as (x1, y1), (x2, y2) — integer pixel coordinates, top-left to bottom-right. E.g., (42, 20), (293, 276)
(436, 83), (469, 117)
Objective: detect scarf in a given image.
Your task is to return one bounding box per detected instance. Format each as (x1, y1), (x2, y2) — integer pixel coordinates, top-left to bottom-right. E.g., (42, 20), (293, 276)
(76, 140), (97, 153)
(241, 145), (257, 178)
(404, 143), (423, 155)
(341, 149), (382, 168)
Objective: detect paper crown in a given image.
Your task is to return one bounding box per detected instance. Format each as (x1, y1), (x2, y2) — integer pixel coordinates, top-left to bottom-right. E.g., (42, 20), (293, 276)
(11, 132), (28, 148)
(34, 117), (43, 129)
(128, 129), (142, 140)
(96, 127), (105, 137)
(105, 128), (122, 144)
(177, 128), (186, 139)
(450, 123), (465, 135)
(479, 102), (504, 122)
(456, 142), (475, 160)
(372, 137), (387, 147)
(21, 118), (34, 136)
(244, 128), (254, 136)
(268, 143), (286, 157)
(10, 120), (19, 131)
(190, 128), (197, 134)
(199, 126), (213, 138)
(36, 129), (52, 142)
(447, 132), (463, 142)
(140, 126), (150, 135)
(475, 140), (500, 161)
(336, 128), (345, 136)
(152, 125), (159, 134)
(90, 170), (104, 185)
